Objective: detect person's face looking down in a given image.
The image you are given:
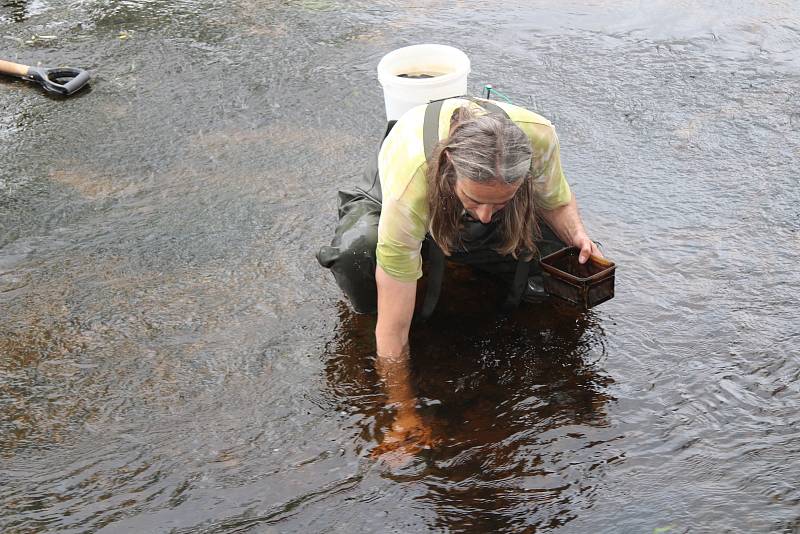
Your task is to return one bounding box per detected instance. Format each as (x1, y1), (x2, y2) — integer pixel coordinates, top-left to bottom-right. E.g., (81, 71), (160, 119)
(454, 178), (522, 224)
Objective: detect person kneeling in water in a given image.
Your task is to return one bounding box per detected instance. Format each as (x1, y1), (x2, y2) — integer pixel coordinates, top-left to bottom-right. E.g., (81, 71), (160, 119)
(318, 97), (603, 457)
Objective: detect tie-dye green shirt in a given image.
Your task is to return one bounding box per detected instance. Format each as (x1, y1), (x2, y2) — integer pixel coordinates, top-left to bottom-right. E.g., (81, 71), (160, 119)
(376, 98), (572, 282)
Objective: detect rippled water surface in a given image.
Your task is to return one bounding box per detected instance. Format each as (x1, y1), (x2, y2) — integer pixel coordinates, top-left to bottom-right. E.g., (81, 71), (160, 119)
(2, 1), (799, 532)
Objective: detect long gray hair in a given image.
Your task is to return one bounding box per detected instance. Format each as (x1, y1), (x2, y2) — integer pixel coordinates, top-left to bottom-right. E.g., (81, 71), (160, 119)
(426, 105), (539, 258)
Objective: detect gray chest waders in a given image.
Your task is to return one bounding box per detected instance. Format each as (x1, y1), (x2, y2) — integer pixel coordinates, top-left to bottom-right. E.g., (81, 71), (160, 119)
(316, 98), (534, 318)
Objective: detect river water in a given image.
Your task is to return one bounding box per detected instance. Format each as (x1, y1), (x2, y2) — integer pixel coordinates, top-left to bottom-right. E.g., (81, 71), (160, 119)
(1, 1), (799, 532)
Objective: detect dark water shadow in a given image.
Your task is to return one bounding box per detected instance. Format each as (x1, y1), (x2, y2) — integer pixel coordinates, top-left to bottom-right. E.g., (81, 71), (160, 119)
(323, 264), (615, 530)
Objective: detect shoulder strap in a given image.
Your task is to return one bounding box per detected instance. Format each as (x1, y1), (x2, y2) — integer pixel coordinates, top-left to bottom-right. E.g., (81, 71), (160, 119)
(417, 99), (446, 322)
(423, 99), (445, 159)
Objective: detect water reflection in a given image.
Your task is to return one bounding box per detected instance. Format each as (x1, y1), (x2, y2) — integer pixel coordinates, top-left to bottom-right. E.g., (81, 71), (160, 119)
(324, 266), (617, 529)
(3, 0), (798, 529)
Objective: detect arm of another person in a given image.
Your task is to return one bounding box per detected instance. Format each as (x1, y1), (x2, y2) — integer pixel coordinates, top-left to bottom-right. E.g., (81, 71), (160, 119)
(539, 191), (603, 264)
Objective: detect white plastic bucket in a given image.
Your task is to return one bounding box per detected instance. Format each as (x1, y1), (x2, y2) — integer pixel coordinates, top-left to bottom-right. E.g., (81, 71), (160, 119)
(377, 44), (470, 121)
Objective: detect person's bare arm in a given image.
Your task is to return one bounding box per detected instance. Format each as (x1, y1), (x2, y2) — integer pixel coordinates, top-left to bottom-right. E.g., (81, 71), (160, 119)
(375, 266), (416, 359)
(373, 266), (433, 457)
(375, 266), (417, 413)
(538, 192), (603, 263)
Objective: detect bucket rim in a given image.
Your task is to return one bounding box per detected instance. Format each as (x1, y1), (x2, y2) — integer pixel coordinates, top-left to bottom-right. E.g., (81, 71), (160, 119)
(377, 43), (470, 87)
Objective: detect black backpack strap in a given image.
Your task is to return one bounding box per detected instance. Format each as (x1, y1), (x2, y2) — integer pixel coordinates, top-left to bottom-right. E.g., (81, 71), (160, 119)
(423, 99), (445, 160)
(417, 237), (446, 321)
(417, 99), (447, 322)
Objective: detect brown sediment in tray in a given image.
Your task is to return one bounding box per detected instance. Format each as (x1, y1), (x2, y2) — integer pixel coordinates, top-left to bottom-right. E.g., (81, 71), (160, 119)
(539, 247), (616, 309)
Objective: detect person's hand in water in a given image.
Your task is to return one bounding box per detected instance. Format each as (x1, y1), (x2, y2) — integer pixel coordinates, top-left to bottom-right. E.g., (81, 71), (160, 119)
(373, 268), (440, 464)
(371, 409), (438, 464)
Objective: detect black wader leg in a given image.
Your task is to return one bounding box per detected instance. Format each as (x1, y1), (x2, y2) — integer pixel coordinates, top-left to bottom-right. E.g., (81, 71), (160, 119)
(501, 257), (532, 312)
(317, 201), (380, 314)
(416, 237), (445, 322)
